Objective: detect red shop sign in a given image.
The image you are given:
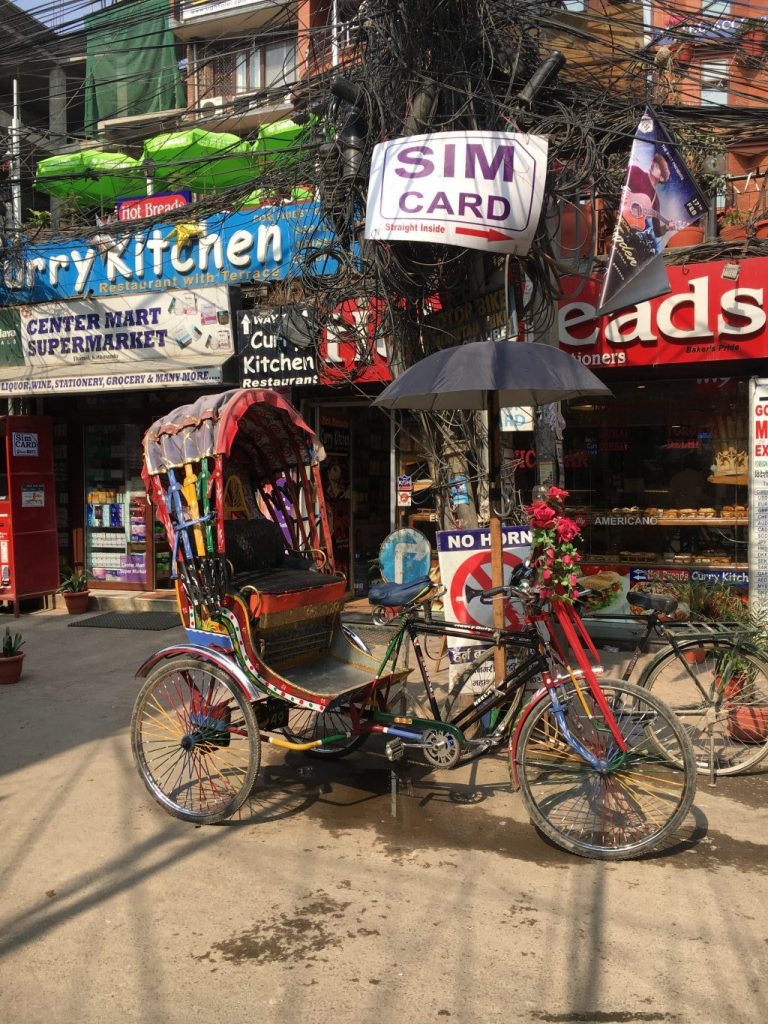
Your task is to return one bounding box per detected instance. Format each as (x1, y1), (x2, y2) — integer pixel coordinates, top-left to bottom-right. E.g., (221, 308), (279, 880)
(318, 298), (392, 385)
(558, 258), (768, 368)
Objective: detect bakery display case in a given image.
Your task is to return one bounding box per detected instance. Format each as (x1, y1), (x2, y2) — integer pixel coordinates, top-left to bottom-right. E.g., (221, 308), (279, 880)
(564, 379), (749, 574)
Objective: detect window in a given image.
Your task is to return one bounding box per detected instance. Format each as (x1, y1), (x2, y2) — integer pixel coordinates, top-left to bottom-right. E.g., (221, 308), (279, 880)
(703, 0), (731, 17)
(701, 60), (729, 106)
(235, 39), (297, 94)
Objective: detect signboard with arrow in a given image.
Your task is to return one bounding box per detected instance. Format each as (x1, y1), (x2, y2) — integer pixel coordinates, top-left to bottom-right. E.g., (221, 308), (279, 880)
(237, 307), (319, 390)
(365, 130), (547, 254)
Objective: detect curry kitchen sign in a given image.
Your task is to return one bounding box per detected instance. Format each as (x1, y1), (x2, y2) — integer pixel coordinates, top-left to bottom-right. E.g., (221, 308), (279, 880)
(0, 202), (335, 304)
(0, 285), (234, 395)
(559, 258), (768, 367)
(365, 131), (547, 254)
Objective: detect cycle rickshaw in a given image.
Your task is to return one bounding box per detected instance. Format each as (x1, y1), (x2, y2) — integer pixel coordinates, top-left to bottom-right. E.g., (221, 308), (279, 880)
(131, 388), (696, 859)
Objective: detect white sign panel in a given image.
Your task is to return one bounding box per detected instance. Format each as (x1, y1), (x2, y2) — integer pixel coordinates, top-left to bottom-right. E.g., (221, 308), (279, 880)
(12, 432), (38, 457)
(437, 527), (531, 687)
(750, 377), (768, 610)
(365, 131), (548, 254)
(0, 286), (234, 395)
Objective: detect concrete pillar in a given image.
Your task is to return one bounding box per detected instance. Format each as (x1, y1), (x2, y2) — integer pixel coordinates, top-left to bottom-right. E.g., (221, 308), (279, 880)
(48, 65), (67, 229)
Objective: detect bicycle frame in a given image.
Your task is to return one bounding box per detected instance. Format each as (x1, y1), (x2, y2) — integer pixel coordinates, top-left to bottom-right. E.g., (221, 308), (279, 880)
(376, 596), (628, 762)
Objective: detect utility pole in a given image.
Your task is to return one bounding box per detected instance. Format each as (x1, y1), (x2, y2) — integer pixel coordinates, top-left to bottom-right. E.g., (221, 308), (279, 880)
(10, 79), (22, 234)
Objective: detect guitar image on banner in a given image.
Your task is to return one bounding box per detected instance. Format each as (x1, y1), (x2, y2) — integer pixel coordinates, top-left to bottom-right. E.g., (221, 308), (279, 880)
(622, 191), (687, 234)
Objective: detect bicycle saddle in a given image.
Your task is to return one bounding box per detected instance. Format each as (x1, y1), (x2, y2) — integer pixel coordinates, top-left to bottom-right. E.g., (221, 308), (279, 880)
(627, 590), (678, 615)
(367, 576), (433, 608)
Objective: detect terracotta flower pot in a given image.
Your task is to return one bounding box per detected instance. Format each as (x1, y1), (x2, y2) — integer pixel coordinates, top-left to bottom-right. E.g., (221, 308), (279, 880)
(728, 705), (768, 744)
(684, 648), (707, 664)
(719, 223), (746, 241)
(667, 225), (705, 248)
(0, 653), (24, 684)
(63, 590), (90, 615)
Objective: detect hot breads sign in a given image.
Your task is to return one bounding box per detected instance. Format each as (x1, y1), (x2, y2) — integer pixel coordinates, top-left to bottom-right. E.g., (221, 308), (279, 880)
(559, 258), (768, 367)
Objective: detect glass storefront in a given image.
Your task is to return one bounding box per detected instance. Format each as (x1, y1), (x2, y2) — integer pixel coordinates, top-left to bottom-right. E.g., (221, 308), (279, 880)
(564, 377), (749, 572)
(84, 423), (148, 586)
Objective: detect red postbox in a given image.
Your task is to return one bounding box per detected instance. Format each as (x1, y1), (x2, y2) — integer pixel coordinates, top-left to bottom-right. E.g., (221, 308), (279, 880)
(0, 416), (59, 615)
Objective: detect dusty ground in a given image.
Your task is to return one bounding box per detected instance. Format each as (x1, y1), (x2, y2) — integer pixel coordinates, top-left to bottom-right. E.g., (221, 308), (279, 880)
(1, 606), (766, 1024)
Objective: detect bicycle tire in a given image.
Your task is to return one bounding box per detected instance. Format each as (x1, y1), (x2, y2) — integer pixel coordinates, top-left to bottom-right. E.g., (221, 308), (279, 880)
(515, 679), (696, 860)
(131, 657), (261, 825)
(282, 706), (367, 759)
(640, 641), (768, 777)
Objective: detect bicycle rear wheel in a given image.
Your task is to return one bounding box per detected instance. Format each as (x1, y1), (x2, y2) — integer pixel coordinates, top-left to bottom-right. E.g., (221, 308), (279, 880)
(131, 658), (261, 824)
(282, 706), (367, 758)
(640, 642), (768, 776)
(515, 679), (696, 860)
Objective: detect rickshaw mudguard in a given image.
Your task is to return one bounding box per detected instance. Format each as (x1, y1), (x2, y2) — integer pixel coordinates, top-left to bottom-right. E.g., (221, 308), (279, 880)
(135, 644), (262, 703)
(508, 684), (549, 789)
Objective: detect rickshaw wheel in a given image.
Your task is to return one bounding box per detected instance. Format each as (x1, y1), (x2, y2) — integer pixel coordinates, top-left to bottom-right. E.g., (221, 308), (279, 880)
(283, 706), (367, 759)
(131, 657), (261, 824)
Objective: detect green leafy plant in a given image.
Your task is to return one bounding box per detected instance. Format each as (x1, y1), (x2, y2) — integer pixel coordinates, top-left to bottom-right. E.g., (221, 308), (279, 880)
(58, 567), (91, 593)
(2, 627), (24, 657)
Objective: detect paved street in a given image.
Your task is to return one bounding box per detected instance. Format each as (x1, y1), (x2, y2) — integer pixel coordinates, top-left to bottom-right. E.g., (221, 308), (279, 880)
(1, 607), (767, 1024)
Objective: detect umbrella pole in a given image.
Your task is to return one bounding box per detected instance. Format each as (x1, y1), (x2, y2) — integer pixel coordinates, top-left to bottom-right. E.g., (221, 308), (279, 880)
(488, 393), (506, 684)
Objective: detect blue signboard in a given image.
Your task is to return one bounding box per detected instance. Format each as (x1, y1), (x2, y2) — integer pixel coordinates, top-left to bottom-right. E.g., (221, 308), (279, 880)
(0, 202), (336, 305)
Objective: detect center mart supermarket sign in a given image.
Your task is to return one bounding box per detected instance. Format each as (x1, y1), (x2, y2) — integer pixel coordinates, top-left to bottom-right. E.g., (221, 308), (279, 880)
(559, 258), (768, 368)
(0, 285), (234, 395)
(0, 202), (335, 305)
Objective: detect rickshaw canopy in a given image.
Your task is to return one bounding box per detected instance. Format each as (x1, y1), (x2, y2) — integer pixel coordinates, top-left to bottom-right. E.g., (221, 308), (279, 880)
(142, 388), (326, 477)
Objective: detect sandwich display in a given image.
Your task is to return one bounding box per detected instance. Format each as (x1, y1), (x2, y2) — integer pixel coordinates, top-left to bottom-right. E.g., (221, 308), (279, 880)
(576, 571), (624, 612)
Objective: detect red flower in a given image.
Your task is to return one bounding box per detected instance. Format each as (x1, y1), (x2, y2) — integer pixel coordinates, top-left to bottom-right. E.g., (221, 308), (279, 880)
(556, 517), (580, 543)
(542, 568), (553, 582)
(527, 501), (557, 528)
(548, 485), (570, 503)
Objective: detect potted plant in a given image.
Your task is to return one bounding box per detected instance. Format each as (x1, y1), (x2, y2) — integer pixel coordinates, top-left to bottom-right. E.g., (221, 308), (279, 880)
(0, 626), (25, 684)
(58, 567), (91, 614)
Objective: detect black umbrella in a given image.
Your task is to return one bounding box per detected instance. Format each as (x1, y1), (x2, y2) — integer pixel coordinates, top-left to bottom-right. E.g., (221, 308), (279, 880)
(374, 339), (611, 410)
(374, 340), (612, 680)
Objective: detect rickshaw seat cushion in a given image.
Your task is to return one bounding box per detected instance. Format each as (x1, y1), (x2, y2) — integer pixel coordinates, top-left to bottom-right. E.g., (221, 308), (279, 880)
(231, 567), (335, 594)
(224, 518), (288, 573)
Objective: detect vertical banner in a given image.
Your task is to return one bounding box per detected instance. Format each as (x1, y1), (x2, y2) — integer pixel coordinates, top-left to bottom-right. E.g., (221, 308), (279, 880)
(750, 377), (768, 611)
(598, 107), (709, 315)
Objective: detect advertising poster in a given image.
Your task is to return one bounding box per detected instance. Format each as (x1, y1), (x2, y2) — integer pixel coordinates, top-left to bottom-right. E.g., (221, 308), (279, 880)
(366, 131), (548, 255)
(437, 526), (531, 687)
(750, 377), (768, 610)
(237, 307), (318, 389)
(0, 286), (234, 395)
(599, 107), (708, 316)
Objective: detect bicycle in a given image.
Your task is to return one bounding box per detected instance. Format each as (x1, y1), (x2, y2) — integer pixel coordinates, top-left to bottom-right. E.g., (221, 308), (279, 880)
(592, 589), (768, 783)
(345, 565), (697, 860)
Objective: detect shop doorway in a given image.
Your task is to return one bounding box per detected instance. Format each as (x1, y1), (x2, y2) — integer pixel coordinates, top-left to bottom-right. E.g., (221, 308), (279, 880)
(313, 400), (394, 595)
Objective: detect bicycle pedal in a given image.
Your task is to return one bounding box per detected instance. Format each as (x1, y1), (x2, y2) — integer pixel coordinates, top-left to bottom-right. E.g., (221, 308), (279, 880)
(385, 738), (406, 762)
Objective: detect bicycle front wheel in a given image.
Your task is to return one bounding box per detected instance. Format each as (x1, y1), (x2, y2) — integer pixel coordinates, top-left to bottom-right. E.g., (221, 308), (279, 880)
(640, 642), (768, 776)
(515, 680), (696, 860)
(131, 658), (261, 824)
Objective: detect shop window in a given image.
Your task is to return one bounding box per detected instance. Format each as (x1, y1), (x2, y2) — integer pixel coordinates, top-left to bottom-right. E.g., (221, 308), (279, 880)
(235, 39), (297, 93)
(84, 423), (148, 587)
(563, 379), (748, 574)
(701, 60), (729, 106)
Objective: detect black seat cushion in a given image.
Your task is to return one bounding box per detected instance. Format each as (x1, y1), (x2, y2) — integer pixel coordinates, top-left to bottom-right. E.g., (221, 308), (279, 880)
(224, 518), (287, 574)
(231, 567), (337, 594)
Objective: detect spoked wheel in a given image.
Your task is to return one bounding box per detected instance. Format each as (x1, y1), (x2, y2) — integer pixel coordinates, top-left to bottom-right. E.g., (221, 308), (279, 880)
(515, 680), (696, 860)
(640, 643), (768, 777)
(283, 706), (367, 759)
(131, 658), (260, 824)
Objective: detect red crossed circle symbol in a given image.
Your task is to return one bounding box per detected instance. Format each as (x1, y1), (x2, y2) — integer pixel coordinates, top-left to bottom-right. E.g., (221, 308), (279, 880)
(450, 550), (523, 629)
